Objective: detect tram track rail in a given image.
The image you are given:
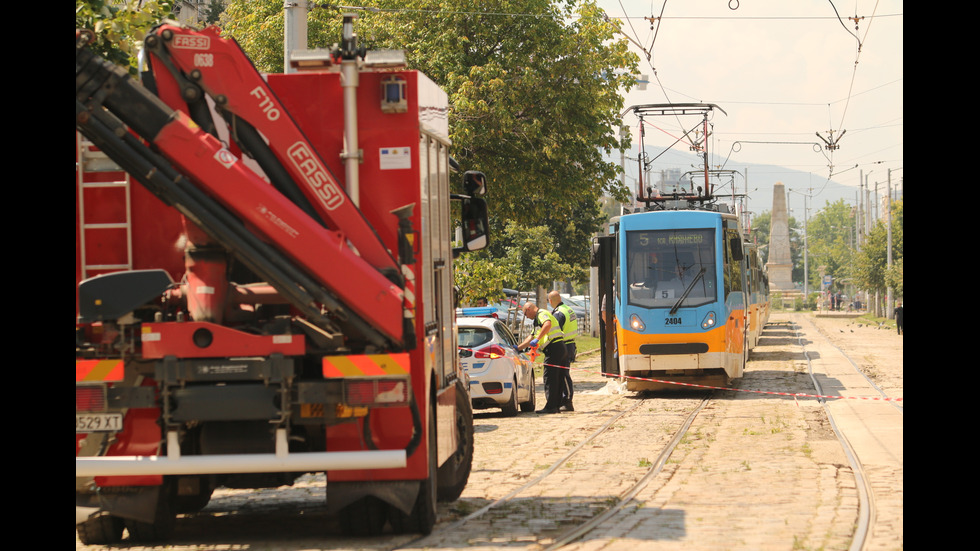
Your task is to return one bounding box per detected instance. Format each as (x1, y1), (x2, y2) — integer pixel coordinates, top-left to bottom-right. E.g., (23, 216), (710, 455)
(399, 389), (713, 551)
(790, 318), (879, 551)
(542, 397), (709, 550)
(801, 317), (903, 415)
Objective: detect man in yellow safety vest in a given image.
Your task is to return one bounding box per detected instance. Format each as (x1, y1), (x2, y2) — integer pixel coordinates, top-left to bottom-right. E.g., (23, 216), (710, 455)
(549, 291), (577, 411)
(518, 301), (567, 414)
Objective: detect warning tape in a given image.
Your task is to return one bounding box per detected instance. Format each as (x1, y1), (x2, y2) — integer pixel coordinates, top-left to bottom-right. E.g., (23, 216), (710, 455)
(457, 346), (903, 403)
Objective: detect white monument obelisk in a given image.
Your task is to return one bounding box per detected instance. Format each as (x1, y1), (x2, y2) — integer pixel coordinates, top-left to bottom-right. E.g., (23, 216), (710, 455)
(767, 182), (795, 293)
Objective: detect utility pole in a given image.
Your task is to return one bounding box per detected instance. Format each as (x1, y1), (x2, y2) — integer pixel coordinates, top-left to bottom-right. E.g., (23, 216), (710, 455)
(619, 126), (629, 213)
(803, 192), (809, 299)
(858, 171), (865, 248)
(886, 168), (893, 319)
(283, 1), (308, 75)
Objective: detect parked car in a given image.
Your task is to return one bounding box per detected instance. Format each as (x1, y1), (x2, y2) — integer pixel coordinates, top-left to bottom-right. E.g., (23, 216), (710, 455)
(559, 294), (589, 331)
(488, 298), (535, 337)
(457, 316), (536, 416)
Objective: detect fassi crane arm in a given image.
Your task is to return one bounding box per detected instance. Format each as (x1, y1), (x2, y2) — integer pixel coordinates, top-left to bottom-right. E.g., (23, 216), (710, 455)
(142, 23), (398, 276)
(76, 33), (405, 348)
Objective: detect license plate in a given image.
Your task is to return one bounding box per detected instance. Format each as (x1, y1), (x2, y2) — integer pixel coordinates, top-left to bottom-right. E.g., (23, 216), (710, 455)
(76, 413), (123, 433)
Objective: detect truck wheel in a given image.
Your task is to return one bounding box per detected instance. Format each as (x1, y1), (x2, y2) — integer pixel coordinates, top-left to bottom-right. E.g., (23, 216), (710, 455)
(389, 400), (438, 534)
(76, 512), (124, 545)
(437, 380), (473, 501)
(340, 496), (389, 536)
(175, 477), (213, 514)
(123, 487), (175, 542)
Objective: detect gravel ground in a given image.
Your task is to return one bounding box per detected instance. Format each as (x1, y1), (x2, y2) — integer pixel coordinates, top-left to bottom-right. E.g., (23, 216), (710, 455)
(76, 311), (903, 551)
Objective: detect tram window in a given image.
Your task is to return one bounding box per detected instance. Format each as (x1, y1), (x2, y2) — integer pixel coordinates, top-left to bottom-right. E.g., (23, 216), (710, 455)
(625, 229), (717, 309)
(723, 228), (743, 294)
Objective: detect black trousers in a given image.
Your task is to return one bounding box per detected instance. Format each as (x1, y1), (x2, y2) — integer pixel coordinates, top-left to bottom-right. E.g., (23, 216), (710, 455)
(542, 341), (569, 409)
(561, 342), (575, 404)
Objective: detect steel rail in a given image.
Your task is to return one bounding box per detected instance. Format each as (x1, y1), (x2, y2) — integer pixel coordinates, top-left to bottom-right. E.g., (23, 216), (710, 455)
(543, 396), (710, 550)
(399, 391), (711, 551)
(802, 316), (903, 414)
(792, 320), (875, 551)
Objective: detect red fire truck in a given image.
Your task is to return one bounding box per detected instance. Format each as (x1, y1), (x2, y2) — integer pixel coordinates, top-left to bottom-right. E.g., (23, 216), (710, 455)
(75, 15), (486, 544)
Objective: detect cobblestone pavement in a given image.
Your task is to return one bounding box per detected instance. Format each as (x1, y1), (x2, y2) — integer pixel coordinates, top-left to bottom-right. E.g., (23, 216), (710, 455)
(76, 311), (903, 551)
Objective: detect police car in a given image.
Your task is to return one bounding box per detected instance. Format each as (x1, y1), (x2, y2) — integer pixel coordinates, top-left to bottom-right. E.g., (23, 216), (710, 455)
(456, 311), (536, 416)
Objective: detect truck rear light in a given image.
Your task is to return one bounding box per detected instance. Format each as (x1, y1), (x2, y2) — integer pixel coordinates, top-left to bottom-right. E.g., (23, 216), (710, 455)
(76, 384), (107, 412)
(344, 378), (410, 407)
(475, 345), (506, 359)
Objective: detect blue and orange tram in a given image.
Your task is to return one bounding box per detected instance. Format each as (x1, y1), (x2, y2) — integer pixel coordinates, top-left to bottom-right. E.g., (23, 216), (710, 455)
(594, 205), (755, 391)
(744, 240), (771, 352)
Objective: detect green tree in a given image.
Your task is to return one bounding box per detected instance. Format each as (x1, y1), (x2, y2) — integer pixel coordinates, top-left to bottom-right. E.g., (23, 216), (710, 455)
(220, 0), (639, 275)
(884, 199), (903, 300)
(453, 252), (510, 306)
(76, 0), (174, 73)
(805, 199), (856, 292)
(496, 222), (571, 291)
(205, 0), (226, 25)
(856, 199), (903, 301)
(454, 221), (571, 305)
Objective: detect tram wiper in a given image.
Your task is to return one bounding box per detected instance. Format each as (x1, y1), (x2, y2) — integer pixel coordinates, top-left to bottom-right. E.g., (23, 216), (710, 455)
(670, 267), (706, 315)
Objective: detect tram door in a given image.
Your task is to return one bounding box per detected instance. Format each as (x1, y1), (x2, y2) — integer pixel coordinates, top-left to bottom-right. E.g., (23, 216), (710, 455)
(592, 234), (617, 376)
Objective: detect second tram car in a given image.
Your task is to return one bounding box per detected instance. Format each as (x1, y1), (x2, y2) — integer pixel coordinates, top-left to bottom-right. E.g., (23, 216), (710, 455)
(744, 241), (771, 351)
(594, 206), (750, 391)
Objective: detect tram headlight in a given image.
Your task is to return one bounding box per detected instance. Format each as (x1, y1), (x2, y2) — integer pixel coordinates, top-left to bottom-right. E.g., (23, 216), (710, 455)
(701, 311), (716, 329)
(629, 313), (646, 331)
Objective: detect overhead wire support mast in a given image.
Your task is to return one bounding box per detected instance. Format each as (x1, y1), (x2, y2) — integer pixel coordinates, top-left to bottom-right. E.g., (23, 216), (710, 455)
(623, 103), (727, 205)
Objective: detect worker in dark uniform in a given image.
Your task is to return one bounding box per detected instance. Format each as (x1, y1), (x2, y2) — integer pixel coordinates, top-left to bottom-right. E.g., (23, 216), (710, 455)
(548, 290), (576, 411)
(894, 302), (903, 335)
(518, 301), (567, 414)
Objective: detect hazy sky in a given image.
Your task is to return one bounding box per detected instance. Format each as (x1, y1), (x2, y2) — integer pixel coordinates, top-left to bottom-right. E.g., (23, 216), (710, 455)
(595, 0), (903, 208)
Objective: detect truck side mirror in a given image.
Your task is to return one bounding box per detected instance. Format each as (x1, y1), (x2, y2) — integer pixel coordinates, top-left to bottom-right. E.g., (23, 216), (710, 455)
(463, 171), (486, 197)
(455, 197), (489, 255)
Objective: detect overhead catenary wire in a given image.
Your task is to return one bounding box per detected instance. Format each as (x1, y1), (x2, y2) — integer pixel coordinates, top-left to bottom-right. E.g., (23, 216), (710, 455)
(309, 2), (898, 200)
(606, 1), (897, 184)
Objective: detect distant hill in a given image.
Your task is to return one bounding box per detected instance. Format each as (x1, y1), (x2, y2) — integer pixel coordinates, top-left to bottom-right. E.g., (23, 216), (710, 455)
(615, 146), (860, 220)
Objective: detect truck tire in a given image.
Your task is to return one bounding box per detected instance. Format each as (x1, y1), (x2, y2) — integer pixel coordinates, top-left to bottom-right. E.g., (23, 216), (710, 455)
(340, 496), (389, 536)
(76, 512), (124, 545)
(123, 486), (175, 542)
(437, 380), (473, 501)
(389, 400), (437, 534)
(174, 477), (214, 514)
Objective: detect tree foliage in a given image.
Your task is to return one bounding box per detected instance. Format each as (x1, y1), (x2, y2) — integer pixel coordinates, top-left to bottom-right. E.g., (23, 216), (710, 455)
(805, 199), (856, 291)
(496, 222), (572, 291)
(453, 252), (510, 306)
(219, 0), (640, 285)
(855, 199), (903, 299)
(204, 0), (225, 25)
(76, 0), (174, 74)
(454, 222), (571, 305)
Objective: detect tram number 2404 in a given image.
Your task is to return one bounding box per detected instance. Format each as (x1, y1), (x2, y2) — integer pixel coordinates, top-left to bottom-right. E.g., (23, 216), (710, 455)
(664, 316), (684, 326)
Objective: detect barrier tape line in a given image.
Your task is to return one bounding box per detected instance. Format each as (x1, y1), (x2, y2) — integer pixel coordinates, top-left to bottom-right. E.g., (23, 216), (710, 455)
(456, 345), (903, 403)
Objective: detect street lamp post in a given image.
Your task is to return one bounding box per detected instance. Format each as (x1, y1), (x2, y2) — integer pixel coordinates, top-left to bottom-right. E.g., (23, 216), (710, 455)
(886, 168), (893, 319)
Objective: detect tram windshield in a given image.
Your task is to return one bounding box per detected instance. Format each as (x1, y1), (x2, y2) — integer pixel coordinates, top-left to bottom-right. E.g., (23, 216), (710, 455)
(625, 229), (717, 309)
